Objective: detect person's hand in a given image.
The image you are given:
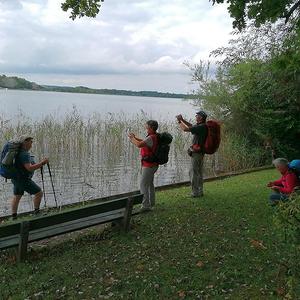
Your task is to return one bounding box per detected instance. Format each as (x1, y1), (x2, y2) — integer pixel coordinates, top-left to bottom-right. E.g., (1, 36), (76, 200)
(176, 114), (183, 121)
(128, 133), (135, 139)
(41, 158), (49, 165)
(271, 186), (280, 191)
(267, 182), (273, 187)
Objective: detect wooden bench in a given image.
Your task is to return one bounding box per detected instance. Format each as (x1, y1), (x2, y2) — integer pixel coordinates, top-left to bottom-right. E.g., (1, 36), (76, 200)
(0, 194), (143, 262)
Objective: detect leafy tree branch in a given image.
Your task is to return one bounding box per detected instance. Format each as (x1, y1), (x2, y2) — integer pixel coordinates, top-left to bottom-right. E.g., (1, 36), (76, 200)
(61, 0), (104, 20)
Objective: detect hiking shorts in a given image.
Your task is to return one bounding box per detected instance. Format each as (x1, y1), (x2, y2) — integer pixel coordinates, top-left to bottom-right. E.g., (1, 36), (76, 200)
(11, 178), (41, 196)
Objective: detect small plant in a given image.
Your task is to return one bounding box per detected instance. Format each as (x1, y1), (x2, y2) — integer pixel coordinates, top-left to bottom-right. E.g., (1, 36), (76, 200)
(275, 192), (300, 244)
(274, 192), (300, 297)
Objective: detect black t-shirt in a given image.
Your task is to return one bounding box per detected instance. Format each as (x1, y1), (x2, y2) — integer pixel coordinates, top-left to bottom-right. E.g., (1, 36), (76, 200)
(190, 123), (208, 145)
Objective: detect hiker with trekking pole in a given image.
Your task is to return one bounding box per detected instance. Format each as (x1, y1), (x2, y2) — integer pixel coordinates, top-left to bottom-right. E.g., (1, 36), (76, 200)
(0, 135), (49, 219)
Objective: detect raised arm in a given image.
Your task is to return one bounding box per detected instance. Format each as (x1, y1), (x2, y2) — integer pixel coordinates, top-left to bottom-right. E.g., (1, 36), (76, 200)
(177, 114), (192, 132)
(128, 133), (147, 148)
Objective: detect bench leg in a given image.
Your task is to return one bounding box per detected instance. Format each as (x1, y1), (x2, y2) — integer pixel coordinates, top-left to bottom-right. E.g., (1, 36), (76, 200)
(123, 197), (134, 232)
(18, 221), (29, 262)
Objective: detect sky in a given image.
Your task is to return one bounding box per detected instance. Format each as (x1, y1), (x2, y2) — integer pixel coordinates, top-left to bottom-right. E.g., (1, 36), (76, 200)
(0, 0), (234, 93)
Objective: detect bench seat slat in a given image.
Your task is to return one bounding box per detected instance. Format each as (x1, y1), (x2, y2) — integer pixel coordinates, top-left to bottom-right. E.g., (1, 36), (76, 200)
(0, 234), (20, 249)
(28, 209), (125, 242)
(28, 196), (141, 231)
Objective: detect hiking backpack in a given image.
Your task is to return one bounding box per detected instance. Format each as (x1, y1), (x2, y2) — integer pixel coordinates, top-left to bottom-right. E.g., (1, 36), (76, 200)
(288, 159), (300, 180)
(0, 141), (21, 179)
(142, 132), (173, 165)
(203, 120), (221, 154)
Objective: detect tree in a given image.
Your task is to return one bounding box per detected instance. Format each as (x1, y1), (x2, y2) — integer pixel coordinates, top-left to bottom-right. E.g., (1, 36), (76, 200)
(61, 0), (300, 31)
(61, 0), (104, 20)
(189, 26), (300, 158)
(210, 22), (295, 67)
(211, 0), (300, 30)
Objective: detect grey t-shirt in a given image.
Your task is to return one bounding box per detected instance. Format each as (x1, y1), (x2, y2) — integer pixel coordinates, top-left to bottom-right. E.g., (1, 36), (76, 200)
(144, 135), (154, 148)
(190, 123), (208, 145)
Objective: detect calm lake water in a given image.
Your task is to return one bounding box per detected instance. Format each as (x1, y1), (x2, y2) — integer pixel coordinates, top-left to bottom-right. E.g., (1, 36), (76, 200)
(0, 89), (213, 217)
(0, 89), (195, 121)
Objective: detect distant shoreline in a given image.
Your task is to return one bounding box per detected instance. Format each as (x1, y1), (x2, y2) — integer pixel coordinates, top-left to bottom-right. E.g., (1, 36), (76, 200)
(0, 75), (195, 99)
(2, 87), (194, 100)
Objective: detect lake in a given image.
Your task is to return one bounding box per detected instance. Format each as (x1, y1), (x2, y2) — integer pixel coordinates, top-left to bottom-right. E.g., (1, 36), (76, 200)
(0, 89), (196, 121)
(0, 89), (213, 217)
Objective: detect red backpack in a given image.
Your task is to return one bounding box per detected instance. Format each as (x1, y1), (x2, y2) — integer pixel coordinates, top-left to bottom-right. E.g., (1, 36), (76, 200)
(203, 120), (221, 154)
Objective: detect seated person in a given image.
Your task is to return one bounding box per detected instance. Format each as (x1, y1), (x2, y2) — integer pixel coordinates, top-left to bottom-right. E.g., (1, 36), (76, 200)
(267, 158), (300, 206)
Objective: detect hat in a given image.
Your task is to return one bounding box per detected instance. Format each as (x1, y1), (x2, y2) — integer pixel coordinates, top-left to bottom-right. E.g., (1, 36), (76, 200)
(17, 135), (33, 143)
(196, 110), (207, 119)
(288, 159), (300, 170)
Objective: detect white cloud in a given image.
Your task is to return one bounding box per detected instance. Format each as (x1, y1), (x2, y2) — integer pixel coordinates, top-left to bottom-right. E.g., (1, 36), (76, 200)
(0, 0), (233, 92)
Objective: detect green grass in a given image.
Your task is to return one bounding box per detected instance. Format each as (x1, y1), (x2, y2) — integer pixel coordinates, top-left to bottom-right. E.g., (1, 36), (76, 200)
(0, 169), (299, 299)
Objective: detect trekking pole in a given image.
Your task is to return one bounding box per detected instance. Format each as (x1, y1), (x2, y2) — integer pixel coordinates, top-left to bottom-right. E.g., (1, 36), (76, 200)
(40, 165), (47, 207)
(46, 162), (58, 208)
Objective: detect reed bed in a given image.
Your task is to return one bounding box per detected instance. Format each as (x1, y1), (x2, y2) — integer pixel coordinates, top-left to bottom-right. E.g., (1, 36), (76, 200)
(0, 109), (267, 214)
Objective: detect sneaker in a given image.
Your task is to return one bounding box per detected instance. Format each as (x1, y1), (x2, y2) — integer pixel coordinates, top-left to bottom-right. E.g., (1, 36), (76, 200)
(34, 208), (40, 215)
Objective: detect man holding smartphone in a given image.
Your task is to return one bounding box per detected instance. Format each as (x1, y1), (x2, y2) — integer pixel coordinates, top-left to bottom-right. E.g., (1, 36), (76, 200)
(177, 111), (208, 198)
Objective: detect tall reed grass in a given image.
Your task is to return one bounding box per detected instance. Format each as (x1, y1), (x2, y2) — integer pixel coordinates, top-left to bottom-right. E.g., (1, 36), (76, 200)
(0, 108), (269, 214)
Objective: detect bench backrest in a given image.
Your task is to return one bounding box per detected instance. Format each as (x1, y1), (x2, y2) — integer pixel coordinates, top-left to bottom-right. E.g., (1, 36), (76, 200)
(0, 194), (143, 242)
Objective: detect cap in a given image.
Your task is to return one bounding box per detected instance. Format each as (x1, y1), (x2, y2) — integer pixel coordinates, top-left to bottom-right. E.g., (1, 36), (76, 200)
(196, 110), (207, 119)
(17, 134), (33, 143)
(288, 159), (300, 170)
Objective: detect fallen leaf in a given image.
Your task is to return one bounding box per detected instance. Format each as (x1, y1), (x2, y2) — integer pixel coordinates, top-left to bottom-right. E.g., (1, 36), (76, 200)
(196, 261), (204, 268)
(178, 290), (186, 298)
(136, 264), (144, 271)
(250, 239), (267, 250)
(276, 287), (285, 296)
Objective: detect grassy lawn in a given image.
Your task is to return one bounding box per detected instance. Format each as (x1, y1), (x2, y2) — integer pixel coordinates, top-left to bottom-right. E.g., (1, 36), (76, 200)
(0, 169), (299, 299)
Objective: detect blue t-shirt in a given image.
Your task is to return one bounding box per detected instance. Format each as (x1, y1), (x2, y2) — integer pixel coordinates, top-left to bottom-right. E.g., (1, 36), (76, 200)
(15, 150), (35, 178)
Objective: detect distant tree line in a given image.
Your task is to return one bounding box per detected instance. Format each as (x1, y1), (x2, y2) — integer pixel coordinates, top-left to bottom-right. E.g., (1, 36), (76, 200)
(0, 75), (189, 99)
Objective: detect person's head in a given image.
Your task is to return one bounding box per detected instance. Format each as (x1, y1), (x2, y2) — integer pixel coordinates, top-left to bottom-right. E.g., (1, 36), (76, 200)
(19, 135), (33, 151)
(146, 120), (158, 134)
(273, 158), (289, 174)
(195, 110), (207, 124)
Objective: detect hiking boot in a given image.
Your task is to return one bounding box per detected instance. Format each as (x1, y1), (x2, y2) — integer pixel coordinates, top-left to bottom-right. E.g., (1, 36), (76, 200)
(33, 208), (40, 216)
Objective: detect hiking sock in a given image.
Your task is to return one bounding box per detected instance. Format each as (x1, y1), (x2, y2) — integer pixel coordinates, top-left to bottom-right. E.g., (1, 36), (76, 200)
(12, 213), (17, 220)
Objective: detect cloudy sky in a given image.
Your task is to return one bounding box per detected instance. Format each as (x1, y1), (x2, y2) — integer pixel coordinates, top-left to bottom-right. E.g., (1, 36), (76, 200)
(0, 0), (233, 93)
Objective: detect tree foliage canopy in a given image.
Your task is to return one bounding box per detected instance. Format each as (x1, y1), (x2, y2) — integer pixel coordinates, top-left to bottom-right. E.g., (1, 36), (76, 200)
(189, 25), (300, 158)
(61, 0), (300, 30)
(211, 0), (300, 30)
(61, 0), (104, 20)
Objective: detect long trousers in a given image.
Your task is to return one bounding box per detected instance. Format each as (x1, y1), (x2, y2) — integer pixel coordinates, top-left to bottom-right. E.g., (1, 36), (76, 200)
(140, 166), (158, 208)
(189, 152), (204, 196)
